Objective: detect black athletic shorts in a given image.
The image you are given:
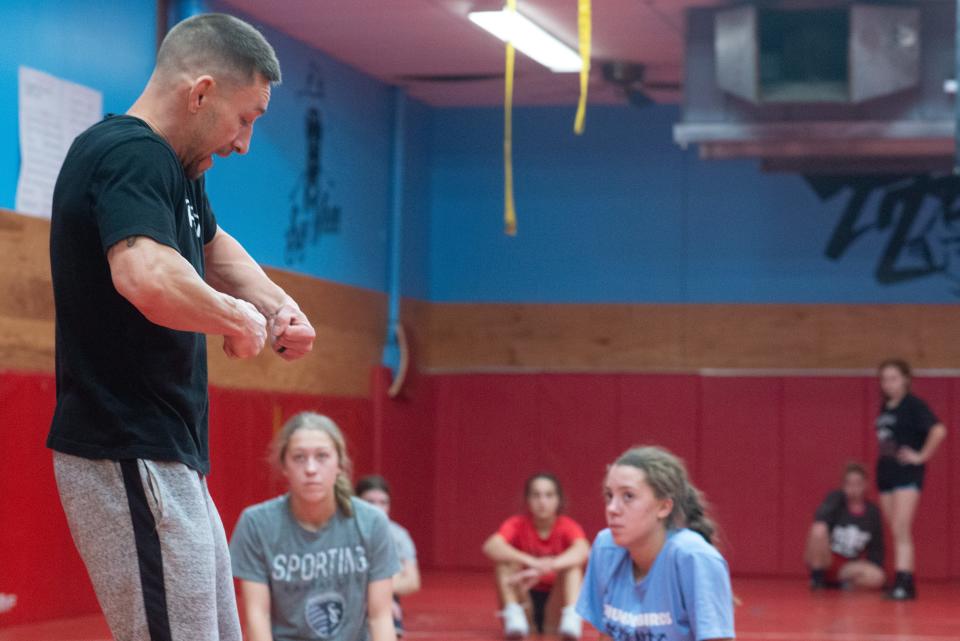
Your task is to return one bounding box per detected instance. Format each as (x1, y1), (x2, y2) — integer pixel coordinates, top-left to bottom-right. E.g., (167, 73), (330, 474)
(876, 457), (925, 493)
(530, 589), (550, 633)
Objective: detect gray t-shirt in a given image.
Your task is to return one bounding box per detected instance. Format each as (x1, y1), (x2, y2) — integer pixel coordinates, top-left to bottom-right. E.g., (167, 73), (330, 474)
(388, 520), (416, 563)
(230, 495), (399, 641)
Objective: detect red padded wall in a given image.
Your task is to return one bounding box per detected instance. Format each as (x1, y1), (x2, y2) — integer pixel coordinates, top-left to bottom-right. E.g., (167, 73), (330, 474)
(432, 374), (545, 568)
(779, 377), (871, 577)
(0, 372), (99, 626)
(699, 377), (783, 575)
(0, 372), (373, 627)
(422, 372), (958, 579)
(371, 367), (437, 568)
(207, 387), (375, 538)
(951, 380), (960, 578)
(906, 378), (952, 579)
(617, 375), (701, 475)
(428, 374), (703, 570)
(4, 368), (959, 629)
(533, 375), (624, 541)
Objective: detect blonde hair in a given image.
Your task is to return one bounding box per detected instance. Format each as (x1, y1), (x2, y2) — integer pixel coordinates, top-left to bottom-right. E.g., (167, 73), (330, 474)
(270, 412), (354, 517)
(613, 445), (716, 545)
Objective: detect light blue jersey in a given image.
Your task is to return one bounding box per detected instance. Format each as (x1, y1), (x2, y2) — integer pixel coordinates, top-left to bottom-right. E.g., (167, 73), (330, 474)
(576, 528), (735, 641)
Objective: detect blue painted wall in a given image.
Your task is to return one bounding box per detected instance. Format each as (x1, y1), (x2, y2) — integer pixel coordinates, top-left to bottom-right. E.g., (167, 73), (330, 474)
(4, 1), (956, 303)
(0, 0), (157, 210)
(398, 98), (433, 301)
(0, 0), (428, 296)
(205, 2), (435, 297)
(427, 104), (960, 303)
(207, 1), (402, 293)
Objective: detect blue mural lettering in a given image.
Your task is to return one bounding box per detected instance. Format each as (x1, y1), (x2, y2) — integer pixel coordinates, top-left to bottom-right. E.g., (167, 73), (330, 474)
(810, 174), (960, 294)
(285, 61), (342, 264)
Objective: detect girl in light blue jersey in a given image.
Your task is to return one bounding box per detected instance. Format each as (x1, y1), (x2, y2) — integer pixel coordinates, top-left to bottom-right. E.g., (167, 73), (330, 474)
(577, 446), (735, 641)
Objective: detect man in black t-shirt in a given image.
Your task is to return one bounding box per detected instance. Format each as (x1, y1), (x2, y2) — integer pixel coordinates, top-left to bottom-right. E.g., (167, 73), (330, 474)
(47, 14), (316, 641)
(804, 462), (885, 591)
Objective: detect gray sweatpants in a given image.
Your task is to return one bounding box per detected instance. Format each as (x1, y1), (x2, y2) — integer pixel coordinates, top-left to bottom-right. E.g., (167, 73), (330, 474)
(53, 451), (242, 641)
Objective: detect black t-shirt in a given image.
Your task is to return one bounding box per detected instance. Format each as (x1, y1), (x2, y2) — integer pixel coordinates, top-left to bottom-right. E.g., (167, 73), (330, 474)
(875, 393), (938, 460)
(814, 490), (884, 565)
(47, 115), (217, 473)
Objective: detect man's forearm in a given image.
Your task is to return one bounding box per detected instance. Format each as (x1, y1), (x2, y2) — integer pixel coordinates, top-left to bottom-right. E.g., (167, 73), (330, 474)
(112, 238), (252, 337)
(204, 230), (294, 315)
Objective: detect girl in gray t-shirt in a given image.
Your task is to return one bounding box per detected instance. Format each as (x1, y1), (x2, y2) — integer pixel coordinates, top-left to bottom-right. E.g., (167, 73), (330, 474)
(230, 413), (400, 641)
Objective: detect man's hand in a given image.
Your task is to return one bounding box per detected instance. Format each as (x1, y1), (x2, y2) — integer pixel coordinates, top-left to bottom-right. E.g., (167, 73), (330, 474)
(223, 298), (268, 359)
(269, 302), (316, 361)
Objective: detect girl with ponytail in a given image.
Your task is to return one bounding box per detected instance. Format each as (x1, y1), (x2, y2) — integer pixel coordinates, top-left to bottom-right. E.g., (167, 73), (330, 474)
(229, 412), (400, 641)
(576, 446), (734, 641)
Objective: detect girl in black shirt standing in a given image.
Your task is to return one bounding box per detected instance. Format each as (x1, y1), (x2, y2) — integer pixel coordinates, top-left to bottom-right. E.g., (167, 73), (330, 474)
(875, 359), (947, 600)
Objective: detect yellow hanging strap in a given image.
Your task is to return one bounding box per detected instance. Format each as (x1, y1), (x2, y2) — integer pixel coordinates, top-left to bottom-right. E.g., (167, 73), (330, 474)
(574, 0), (591, 134)
(503, 0), (518, 236)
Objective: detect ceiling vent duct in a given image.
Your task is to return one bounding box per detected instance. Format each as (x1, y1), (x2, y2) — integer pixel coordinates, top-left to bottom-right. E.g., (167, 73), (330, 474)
(675, 1), (954, 173)
(716, 4), (920, 104)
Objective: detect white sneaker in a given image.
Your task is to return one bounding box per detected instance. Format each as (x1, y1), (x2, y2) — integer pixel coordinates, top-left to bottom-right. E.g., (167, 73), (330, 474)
(500, 602), (529, 639)
(559, 605), (582, 639)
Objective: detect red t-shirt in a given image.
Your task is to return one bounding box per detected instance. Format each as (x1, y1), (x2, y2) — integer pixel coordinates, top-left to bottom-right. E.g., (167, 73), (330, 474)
(497, 514), (587, 591)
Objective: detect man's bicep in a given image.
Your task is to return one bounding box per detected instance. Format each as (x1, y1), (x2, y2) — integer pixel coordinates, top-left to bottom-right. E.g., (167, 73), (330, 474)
(106, 234), (178, 268)
(203, 224), (224, 250)
(106, 235), (142, 256)
(106, 235), (183, 299)
(94, 141), (180, 252)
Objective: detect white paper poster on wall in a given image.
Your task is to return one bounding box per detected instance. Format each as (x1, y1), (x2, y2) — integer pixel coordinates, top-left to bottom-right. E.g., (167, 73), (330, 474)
(15, 66), (102, 219)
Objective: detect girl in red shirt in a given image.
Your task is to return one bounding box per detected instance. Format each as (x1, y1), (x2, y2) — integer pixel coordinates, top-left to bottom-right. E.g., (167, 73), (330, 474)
(482, 473), (590, 639)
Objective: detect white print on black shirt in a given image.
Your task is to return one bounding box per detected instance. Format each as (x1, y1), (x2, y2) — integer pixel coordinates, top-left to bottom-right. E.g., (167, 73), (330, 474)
(876, 413), (898, 456)
(185, 197), (200, 239)
(876, 414), (895, 441)
(831, 524), (872, 558)
(272, 546), (369, 582)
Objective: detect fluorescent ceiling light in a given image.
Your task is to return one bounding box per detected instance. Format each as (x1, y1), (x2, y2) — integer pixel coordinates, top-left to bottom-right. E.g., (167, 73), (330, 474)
(468, 9), (582, 73)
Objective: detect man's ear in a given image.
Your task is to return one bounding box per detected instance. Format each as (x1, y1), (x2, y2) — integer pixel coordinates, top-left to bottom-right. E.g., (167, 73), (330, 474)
(187, 75), (216, 113)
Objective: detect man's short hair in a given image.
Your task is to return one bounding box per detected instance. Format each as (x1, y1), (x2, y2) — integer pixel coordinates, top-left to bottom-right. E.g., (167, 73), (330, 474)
(844, 461), (868, 479)
(157, 13), (281, 85)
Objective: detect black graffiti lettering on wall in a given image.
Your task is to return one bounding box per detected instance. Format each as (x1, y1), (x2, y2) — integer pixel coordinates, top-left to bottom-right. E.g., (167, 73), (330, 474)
(285, 61), (342, 265)
(809, 174), (960, 293)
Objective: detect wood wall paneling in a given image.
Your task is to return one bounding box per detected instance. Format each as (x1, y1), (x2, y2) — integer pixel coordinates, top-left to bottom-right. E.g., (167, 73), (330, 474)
(0, 209), (386, 397)
(414, 303), (960, 372)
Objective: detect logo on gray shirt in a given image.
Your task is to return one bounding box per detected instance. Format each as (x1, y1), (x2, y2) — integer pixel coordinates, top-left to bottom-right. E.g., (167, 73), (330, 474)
(306, 592), (346, 638)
